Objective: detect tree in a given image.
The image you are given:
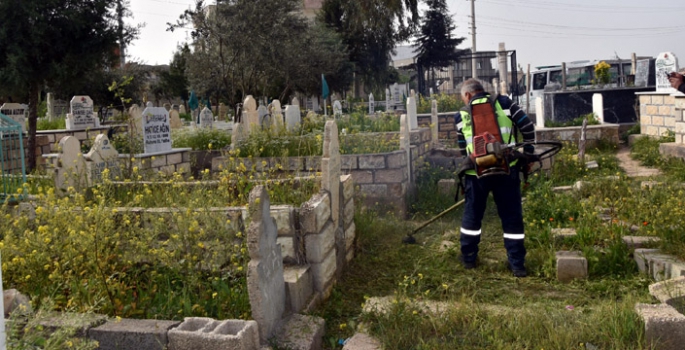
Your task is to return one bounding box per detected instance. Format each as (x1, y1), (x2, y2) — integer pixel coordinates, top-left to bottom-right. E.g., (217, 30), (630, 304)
(320, 0), (420, 92)
(414, 0), (465, 96)
(152, 45), (190, 107)
(0, 0), (138, 170)
(171, 0), (348, 105)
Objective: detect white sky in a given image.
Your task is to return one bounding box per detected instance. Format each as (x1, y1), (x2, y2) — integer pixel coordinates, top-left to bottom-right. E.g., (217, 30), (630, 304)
(128, 0), (685, 68)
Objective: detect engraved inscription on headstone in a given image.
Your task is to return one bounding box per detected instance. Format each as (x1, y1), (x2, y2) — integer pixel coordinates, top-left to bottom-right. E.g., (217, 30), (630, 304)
(199, 107), (214, 129)
(368, 93), (375, 114)
(0, 103), (27, 132)
(141, 107), (172, 154)
(656, 52), (679, 93)
(635, 59), (650, 87)
(67, 96), (99, 130)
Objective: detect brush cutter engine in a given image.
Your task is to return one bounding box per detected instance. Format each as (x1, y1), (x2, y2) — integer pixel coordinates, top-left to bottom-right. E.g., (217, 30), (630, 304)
(471, 132), (511, 177)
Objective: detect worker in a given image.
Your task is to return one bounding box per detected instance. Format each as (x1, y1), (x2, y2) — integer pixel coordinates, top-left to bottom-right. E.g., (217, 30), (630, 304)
(454, 78), (536, 277)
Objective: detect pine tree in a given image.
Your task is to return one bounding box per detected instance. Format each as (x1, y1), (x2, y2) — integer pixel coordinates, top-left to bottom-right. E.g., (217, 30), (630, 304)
(414, 0), (465, 95)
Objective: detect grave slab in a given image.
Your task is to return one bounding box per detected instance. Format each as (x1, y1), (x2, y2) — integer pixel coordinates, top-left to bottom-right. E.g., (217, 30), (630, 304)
(635, 303), (685, 350)
(556, 251), (588, 283)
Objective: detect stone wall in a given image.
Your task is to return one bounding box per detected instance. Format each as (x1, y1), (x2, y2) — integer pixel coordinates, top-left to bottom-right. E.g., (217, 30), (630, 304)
(535, 124), (620, 147)
(126, 150), (192, 176)
(417, 112), (457, 141)
(37, 127), (113, 153)
(637, 92), (675, 137)
(658, 94), (685, 158)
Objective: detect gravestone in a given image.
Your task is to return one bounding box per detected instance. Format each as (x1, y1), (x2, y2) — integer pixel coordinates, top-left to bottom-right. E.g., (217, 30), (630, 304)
(243, 96), (259, 129)
(333, 100), (343, 118)
(247, 186), (285, 344)
(169, 110), (183, 129)
(129, 104), (143, 138)
(392, 83), (400, 104)
(257, 103), (269, 127)
(285, 105), (301, 131)
(400, 114), (411, 184)
(66, 96), (99, 130)
(430, 88), (434, 97)
(179, 105), (187, 115)
(55, 136), (87, 191)
(172, 104), (179, 111)
(199, 107), (214, 129)
(291, 97), (300, 108)
(431, 99), (438, 143)
(410, 89), (415, 99)
(46, 93), (55, 119)
(368, 93), (375, 114)
(218, 103), (227, 121)
(271, 100), (283, 128)
(0, 103), (27, 132)
(85, 134), (121, 183)
(146, 102), (153, 108)
(322, 120), (341, 225)
(163, 103), (172, 112)
(141, 106), (172, 154)
(635, 59), (651, 87)
(407, 96), (418, 130)
(656, 52), (679, 93)
(53, 99), (69, 118)
(385, 88), (391, 111)
(592, 93), (604, 123)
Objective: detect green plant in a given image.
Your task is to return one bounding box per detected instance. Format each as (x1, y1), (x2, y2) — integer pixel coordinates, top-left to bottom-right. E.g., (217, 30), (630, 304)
(594, 61), (612, 85)
(545, 113), (600, 128)
(172, 128), (232, 150)
(416, 93), (464, 113)
(36, 117), (66, 131)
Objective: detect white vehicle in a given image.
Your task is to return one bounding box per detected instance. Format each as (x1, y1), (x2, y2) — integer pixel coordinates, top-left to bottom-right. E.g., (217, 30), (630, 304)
(517, 60), (636, 115)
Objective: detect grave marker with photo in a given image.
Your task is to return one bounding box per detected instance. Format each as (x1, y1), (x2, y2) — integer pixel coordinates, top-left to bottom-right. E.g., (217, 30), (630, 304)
(656, 52), (679, 93)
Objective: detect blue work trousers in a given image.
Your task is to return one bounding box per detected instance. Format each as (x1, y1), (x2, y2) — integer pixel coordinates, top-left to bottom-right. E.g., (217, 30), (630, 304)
(460, 167), (526, 270)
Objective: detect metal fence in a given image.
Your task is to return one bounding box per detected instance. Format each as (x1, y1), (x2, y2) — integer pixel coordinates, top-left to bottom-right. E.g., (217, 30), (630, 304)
(0, 113), (26, 203)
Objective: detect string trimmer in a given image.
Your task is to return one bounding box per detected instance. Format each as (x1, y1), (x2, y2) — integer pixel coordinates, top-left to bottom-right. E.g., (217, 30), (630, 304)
(402, 141), (563, 245)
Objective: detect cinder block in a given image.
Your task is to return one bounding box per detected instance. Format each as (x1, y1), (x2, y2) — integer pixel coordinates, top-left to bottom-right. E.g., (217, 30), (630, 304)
(35, 312), (107, 338)
(305, 222), (336, 264)
(151, 155), (167, 168)
(284, 266), (314, 314)
(622, 236), (660, 250)
(636, 303), (685, 350)
(300, 193), (331, 234)
(168, 317), (260, 350)
(341, 174), (354, 202)
(358, 155), (386, 170)
(272, 206), (296, 237)
(88, 319), (180, 350)
(386, 151), (406, 168)
(650, 276), (685, 308)
(310, 251), (337, 293)
(552, 228), (577, 241)
(634, 249), (661, 274)
(275, 314), (325, 350)
(341, 156), (357, 171)
(374, 169), (404, 183)
(278, 236), (297, 264)
(556, 251), (588, 283)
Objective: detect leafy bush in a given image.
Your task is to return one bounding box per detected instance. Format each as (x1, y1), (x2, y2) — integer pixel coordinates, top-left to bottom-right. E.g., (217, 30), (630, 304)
(545, 113), (600, 128)
(172, 128), (232, 150)
(36, 117), (66, 131)
(417, 93), (464, 113)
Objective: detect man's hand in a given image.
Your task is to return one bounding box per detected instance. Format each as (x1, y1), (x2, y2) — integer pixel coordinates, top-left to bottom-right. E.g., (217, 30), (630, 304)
(669, 72), (684, 90)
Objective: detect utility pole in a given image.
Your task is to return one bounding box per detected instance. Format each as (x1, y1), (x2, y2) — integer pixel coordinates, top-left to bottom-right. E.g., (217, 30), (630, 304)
(116, 0), (126, 68)
(470, 0), (477, 79)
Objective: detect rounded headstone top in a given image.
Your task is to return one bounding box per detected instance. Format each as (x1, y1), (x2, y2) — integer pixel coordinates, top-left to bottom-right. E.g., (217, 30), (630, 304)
(146, 102), (153, 108)
(244, 96), (257, 112)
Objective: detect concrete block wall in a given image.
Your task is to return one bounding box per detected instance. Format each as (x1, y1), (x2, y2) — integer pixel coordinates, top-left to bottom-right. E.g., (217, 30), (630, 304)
(127, 149), (192, 176)
(637, 93), (676, 138)
(535, 124), (620, 147)
(417, 113), (457, 140)
(37, 127), (112, 153)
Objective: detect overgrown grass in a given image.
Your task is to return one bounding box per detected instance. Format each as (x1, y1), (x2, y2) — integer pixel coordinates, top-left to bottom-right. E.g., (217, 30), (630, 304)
(36, 117), (66, 131)
(317, 146), (659, 349)
(546, 113), (601, 128)
(172, 128), (232, 151)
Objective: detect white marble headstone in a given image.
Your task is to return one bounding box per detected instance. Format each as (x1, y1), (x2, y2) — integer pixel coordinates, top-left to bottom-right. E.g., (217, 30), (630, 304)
(333, 100), (343, 118)
(55, 136), (87, 191)
(368, 93), (375, 114)
(129, 104), (143, 137)
(85, 134), (121, 183)
(200, 107), (214, 129)
(656, 52), (679, 93)
(257, 104), (269, 127)
(179, 105), (187, 114)
(67, 96), (99, 130)
(244, 95), (259, 128)
(169, 110), (183, 129)
(0, 103), (27, 132)
(142, 107), (172, 154)
(385, 88), (391, 111)
(285, 105), (301, 131)
(291, 97), (300, 108)
(407, 96), (418, 130)
(393, 83), (400, 104)
(270, 100), (283, 128)
(430, 88), (434, 97)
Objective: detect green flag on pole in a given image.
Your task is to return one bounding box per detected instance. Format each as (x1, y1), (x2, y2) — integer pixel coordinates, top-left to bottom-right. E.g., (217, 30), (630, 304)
(322, 74), (330, 100)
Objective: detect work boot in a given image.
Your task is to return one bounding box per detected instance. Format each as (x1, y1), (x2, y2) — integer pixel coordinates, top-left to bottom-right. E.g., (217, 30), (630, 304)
(460, 255), (478, 270)
(507, 263), (527, 278)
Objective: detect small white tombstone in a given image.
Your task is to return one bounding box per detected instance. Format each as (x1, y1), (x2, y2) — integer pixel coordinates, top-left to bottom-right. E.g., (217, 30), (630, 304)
(270, 100), (283, 128)
(393, 83), (400, 104)
(53, 100), (69, 118)
(656, 52), (679, 93)
(243, 96), (259, 129)
(179, 105), (187, 115)
(635, 59), (650, 87)
(285, 105), (301, 131)
(85, 134), (121, 183)
(385, 88), (391, 111)
(0, 103), (27, 132)
(429, 88), (434, 97)
(407, 96), (418, 130)
(592, 94), (604, 123)
(410, 89), (416, 99)
(169, 110), (183, 129)
(333, 100), (343, 118)
(368, 93), (375, 114)
(257, 104), (269, 127)
(141, 106), (172, 154)
(66, 96), (99, 130)
(200, 107), (214, 129)
(146, 102), (153, 108)
(55, 136), (87, 191)
(535, 97), (545, 128)
(291, 97), (300, 108)
(46, 93), (54, 119)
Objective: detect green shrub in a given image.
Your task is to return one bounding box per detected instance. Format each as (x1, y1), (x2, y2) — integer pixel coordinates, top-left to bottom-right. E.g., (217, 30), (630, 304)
(417, 93), (464, 113)
(36, 117), (66, 131)
(172, 128), (232, 151)
(546, 113), (600, 128)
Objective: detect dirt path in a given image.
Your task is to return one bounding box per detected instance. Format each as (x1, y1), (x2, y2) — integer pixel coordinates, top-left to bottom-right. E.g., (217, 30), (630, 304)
(616, 145), (661, 178)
